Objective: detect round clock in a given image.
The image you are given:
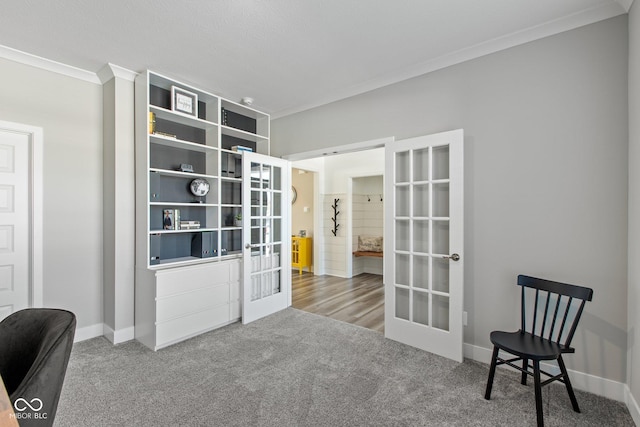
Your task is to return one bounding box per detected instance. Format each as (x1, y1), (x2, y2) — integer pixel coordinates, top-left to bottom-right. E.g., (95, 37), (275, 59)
(190, 178), (210, 197)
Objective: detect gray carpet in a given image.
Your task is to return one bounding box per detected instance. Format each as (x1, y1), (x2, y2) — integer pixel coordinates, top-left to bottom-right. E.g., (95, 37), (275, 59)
(56, 308), (633, 426)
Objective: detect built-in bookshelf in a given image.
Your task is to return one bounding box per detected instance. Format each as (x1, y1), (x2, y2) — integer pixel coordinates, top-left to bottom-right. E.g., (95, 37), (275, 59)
(134, 70), (270, 350)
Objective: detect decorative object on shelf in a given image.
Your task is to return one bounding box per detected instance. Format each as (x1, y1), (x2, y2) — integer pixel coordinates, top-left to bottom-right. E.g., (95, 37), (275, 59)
(163, 209), (174, 230)
(180, 220), (201, 230)
(241, 97), (254, 106)
(331, 198), (340, 236)
(291, 186), (297, 204)
(171, 85), (198, 117)
(234, 213), (242, 227)
(299, 230), (306, 237)
(221, 107), (228, 126)
(231, 145), (253, 152)
(149, 112), (156, 134)
(189, 178), (210, 197)
(154, 131), (177, 139)
(179, 163), (194, 173)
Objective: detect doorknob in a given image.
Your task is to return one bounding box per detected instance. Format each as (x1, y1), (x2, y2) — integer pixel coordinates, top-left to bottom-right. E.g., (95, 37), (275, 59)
(443, 253), (460, 261)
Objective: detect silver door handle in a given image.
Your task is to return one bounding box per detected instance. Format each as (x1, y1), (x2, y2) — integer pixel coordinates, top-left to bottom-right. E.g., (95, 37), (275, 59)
(443, 253), (460, 261)
(245, 243), (260, 249)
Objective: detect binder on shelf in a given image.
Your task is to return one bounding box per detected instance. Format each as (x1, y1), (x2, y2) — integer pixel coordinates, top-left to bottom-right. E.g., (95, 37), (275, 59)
(231, 145), (253, 153)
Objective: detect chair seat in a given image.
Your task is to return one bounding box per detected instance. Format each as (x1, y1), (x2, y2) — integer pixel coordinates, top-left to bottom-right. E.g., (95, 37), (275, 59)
(490, 330), (573, 361)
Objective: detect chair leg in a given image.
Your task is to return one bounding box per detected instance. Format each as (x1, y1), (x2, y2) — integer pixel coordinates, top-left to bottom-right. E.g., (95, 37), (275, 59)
(533, 360), (544, 427)
(484, 346), (499, 400)
(557, 355), (580, 413)
(521, 357), (529, 385)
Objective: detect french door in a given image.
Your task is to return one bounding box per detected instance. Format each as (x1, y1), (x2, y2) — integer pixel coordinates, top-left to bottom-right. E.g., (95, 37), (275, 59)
(384, 129), (464, 362)
(242, 152), (291, 324)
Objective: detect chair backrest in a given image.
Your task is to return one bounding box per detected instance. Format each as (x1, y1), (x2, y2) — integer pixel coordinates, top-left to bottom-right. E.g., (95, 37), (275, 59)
(0, 308), (76, 426)
(518, 275), (593, 349)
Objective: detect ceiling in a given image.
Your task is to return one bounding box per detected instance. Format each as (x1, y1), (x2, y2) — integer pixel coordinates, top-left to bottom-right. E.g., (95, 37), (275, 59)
(0, 0), (631, 118)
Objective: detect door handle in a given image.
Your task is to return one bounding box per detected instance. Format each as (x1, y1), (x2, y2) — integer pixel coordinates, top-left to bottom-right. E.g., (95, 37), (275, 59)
(245, 243), (260, 249)
(443, 253), (460, 262)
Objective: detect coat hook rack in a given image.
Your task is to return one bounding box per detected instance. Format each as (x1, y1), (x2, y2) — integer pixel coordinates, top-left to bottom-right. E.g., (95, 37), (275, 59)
(331, 198), (340, 236)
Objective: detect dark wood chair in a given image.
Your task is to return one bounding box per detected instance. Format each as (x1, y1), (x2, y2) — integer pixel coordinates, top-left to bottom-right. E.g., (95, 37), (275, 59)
(484, 275), (593, 427)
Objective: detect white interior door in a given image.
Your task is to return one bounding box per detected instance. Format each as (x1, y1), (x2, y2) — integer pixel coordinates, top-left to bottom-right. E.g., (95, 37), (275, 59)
(0, 125), (33, 320)
(384, 129), (464, 362)
(242, 152), (291, 324)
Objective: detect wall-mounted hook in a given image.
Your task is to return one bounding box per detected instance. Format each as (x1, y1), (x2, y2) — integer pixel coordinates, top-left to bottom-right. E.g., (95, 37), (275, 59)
(331, 198), (340, 236)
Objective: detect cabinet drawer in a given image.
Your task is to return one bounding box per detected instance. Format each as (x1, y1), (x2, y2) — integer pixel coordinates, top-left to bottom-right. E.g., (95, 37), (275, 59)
(156, 283), (229, 322)
(156, 262), (230, 297)
(156, 305), (230, 348)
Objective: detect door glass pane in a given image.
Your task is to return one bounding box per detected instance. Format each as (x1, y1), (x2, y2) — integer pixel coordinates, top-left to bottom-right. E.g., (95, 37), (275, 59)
(413, 184), (429, 217)
(251, 251), (261, 272)
(395, 220), (409, 251)
(272, 218), (281, 243)
(395, 287), (410, 321)
(413, 220), (429, 253)
(433, 257), (450, 293)
(260, 165), (270, 188)
(432, 145), (449, 180)
(413, 291), (429, 326)
(251, 226), (261, 245)
(396, 186), (409, 217)
(251, 190), (260, 207)
(433, 183), (449, 217)
(250, 163), (261, 188)
(251, 273), (261, 301)
(272, 166), (281, 190)
(396, 151), (410, 183)
(271, 244), (282, 268)
(272, 192), (281, 216)
(432, 220), (449, 254)
(413, 255), (429, 289)
(272, 270), (281, 294)
(432, 294), (450, 331)
(413, 148), (429, 182)
(262, 272), (272, 297)
(262, 219), (272, 244)
(395, 254), (410, 286)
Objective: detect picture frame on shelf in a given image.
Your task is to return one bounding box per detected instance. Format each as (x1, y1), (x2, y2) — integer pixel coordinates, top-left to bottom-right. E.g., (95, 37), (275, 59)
(171, 86), (198, 117)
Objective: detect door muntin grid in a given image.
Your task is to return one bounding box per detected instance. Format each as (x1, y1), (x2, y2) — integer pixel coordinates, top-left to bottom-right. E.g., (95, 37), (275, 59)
(393, 145), (451, 331)
(249, 161), (283, 302)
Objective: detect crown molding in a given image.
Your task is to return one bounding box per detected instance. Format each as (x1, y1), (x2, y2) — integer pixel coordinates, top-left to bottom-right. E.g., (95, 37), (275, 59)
(615, 0), (634, 12)
(97, 63), (138, 84)
(272, 1), (628, 119)
(0, 44), (101, 84)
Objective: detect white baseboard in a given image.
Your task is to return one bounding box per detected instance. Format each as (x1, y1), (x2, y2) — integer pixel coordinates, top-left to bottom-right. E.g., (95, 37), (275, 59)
(102, 324), (135, 344)
(464, 343), (627, 402)
(74, 323), (134, 344)
(73, 323), (104, 343)
(625, 385), (640, 426)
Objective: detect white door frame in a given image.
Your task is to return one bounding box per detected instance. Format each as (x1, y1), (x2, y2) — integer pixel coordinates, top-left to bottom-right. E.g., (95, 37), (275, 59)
(0, 120), (43, 308)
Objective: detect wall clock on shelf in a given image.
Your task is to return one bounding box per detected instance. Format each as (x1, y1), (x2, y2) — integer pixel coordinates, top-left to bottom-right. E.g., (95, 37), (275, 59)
(291, 186), (297, 204)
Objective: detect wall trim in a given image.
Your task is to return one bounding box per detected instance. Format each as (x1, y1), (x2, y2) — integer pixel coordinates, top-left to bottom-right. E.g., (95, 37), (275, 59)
(97, 63), (138, 84)
(626, 385), (640, 426)
(103, 325), (135, 344)
(73, 323), (104, 343)
(0, 44), (101, 84)
(464, 343), (627, 403)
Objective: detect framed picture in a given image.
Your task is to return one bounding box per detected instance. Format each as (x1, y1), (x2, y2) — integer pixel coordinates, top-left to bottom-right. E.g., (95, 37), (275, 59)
(171, 86), (198, 117)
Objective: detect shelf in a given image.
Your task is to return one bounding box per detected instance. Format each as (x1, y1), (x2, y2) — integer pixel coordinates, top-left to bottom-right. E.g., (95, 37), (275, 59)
(149, 227), (218, 234)
(149, 168), (218, 181)
(150, 134), (217, 153)
(150, 202), (217, 207)
(151, 106), (217, 131)
(221, 125), (268, 144)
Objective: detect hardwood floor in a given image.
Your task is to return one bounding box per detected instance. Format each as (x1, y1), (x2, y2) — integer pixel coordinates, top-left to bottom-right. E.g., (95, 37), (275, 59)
(292, 272), (384, 333)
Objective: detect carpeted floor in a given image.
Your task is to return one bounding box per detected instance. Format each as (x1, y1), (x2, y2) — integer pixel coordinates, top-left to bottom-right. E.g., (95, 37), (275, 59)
(56, 308), (634, 426)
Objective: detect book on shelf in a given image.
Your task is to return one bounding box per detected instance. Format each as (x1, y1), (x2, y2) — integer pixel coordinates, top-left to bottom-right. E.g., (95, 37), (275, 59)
(231, 145), (253, 153)
(179, 220), (201, 230)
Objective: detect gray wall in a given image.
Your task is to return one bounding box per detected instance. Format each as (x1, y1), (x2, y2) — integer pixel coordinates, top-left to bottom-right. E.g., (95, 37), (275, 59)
(272, 16), (629, 382)
(628, 2), (640, 404)
(0, 58), (103, 330)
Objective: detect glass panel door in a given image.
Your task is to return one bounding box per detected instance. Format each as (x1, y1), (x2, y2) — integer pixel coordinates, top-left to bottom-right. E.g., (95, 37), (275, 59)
(384, 130), (464, 362)
(242, 152), (290, 324)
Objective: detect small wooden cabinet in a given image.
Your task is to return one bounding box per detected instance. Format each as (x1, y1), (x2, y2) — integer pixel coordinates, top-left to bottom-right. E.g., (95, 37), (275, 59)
(292, 236), (312, 275)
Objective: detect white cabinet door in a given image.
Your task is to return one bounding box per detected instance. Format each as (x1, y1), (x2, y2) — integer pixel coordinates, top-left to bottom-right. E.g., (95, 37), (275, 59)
(242, 153), (291, 324)
(384, 129), (464, 362)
